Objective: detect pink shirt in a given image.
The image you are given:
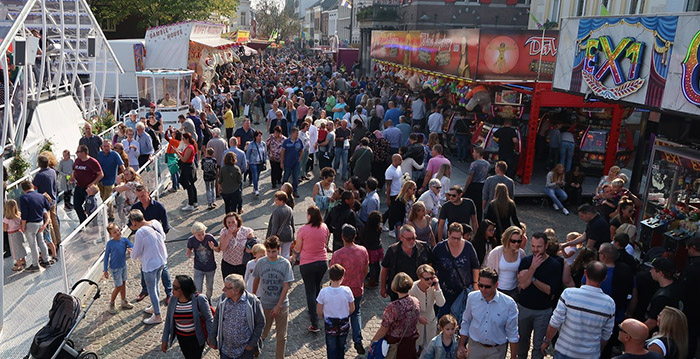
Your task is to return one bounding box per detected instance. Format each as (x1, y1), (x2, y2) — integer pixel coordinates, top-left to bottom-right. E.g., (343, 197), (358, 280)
(297, 223), (330, 266)
(331, 245), (369, 297)
(426, 155), (451, 175)
(3, 217), (20, 233)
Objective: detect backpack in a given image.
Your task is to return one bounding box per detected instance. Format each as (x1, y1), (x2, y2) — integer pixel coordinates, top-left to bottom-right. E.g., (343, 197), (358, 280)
(201, 158), (218, 182)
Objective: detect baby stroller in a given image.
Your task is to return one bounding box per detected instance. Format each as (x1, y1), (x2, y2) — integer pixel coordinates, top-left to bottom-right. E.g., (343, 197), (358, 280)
(24, 279), (101, 359)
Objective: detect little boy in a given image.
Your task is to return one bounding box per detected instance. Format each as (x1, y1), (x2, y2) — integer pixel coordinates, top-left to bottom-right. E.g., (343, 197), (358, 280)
(103, 223), (134, 314)
(201, 148), (218, 209)
(244, 243), (266, 296)
(84, 184), (101, 216)
(316, 263), (355, 359)
(186, 221), (219, 300)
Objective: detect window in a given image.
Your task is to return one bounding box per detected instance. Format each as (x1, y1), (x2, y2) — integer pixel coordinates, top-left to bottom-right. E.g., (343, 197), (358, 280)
(576, 0), (586, 16)
(689, 0), (700, 11)
(241, 12), (247, 26)
(549, 0), (561, 21)
(628, 0), (645, 13)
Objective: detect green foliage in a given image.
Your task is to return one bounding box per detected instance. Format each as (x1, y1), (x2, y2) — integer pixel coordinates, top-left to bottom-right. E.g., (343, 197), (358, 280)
(39, 139), (54, 154)
(88, 0), (239, 30)
(8, 147), (30, 183)
(253, 0), (300, 41)
(87, 111), (117, 135)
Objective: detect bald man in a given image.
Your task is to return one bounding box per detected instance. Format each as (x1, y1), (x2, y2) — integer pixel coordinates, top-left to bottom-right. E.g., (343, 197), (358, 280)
(613, 319), (662, 359)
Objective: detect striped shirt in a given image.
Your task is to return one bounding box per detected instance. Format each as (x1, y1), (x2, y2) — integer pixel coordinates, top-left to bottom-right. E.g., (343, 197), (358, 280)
(174, 300), (195, 336)
(549, 285), (615, 358)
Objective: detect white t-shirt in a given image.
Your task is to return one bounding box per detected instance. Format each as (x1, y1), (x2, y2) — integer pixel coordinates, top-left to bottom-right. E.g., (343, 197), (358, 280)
(308, 125), (319, 154)
(564, 246), (578, 267)
(428, 112), (444, 133)
(385, 164), (403, 196)
(244, 259), (261, 296)
(317, 285), (354, 319)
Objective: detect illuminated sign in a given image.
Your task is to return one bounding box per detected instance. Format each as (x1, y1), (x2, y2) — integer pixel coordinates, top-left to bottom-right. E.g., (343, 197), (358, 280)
(581, 36), (645, 100)
(681, 29), (700, 105)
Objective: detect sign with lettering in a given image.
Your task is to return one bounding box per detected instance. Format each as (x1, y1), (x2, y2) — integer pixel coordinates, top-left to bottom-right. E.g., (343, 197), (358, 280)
(553, 16), (678, 108)
(661, 15), (700, 117)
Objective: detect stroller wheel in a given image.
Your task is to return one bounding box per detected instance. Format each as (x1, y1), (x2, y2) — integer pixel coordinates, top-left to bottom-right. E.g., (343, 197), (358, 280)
(78, 352), (98, 359)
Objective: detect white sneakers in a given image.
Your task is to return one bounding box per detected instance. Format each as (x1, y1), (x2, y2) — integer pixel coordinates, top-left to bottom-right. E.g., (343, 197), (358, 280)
(553, 203), (560, 211)
(563, 208), (570, 215)
(181, 205), (195, 211)
(143, 314), (162, 325)
(144, 306), (154, 314)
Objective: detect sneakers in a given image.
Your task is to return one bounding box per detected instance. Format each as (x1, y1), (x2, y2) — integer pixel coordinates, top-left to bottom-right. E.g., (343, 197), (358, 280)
(121, 300), (134, 309)
(211, 202), (217, 208)
(181, 205), (195, 211)
(26, 264), (40, 271)
(255, 191), (260, 197)
(193, 203), (199, 208)
(308, 325), (320, 333)
(143, 314), (163, 325)
(553, 203), (560, 211)
(354, 342), (366, 354)
(144, 306), (155, 314)
(109, 303), (118, 315)
(207, 204), (215, 210)
(563, 208), (570, 215)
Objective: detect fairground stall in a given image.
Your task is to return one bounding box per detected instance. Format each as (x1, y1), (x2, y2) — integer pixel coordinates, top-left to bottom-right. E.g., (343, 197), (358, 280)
(145, 21), (241, 86)
(370, 29), (627, 184)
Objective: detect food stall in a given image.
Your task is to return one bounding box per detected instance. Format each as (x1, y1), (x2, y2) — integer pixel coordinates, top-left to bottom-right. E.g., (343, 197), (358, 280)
(134, 69), (193, 127)
(145, 21), (240, 86)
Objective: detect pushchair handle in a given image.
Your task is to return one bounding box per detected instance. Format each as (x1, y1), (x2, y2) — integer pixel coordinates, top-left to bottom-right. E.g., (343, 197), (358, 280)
(71, 279), (101, 300)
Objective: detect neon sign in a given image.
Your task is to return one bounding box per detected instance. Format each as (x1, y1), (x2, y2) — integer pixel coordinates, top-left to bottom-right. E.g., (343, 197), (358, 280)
(681, 29), (700, 106)
(581, 36), (646, 100)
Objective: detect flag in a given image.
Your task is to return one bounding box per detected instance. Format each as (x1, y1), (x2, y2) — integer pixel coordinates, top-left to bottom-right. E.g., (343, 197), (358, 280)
(528, 10), (542, 29)
(600, 1), (609, 15)
(341, 0), (352, 9)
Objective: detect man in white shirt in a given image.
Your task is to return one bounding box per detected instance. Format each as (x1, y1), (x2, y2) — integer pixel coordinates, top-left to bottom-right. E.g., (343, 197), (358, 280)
(307, 118), (318, 175)
(129, 209), (168, 325)
(384, 154), (403, 206)
(191, 88), (204, 113)
(411, 95), (427, 131)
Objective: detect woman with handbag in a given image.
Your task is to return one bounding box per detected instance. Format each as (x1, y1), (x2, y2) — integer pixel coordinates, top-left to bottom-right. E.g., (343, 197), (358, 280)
(161, 275), (213, 359)
(370, 272), (420, 359)
(219, 212), (256, 278)
(176, 132), (198, 211)
(246, 130), (267, 197)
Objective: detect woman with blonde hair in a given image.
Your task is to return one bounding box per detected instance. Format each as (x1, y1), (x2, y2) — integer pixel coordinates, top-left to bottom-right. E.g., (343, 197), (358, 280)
(647, 306), (688, 359)
(545, 163), (569, 215)
(596, 165), (621, 197)
(484, 183), (521, 239)
(433, 163), (451, 203)
(408, 201), (435, 246)
(389, 180), (417, 236)
(408, 264), (445, 352)
(427, 132), (440, 149)
(485, 225), (526, 299)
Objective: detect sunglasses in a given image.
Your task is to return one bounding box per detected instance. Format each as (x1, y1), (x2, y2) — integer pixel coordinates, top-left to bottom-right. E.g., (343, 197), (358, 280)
(172, 285), (181, 291)
(402, 236), (417, 241)
(433, 186), (442, 189)
(478, 283), (493, 289)
(422, 276), (434, 281)
(447, 193), (458, 198)
(510, 239), (523, 244)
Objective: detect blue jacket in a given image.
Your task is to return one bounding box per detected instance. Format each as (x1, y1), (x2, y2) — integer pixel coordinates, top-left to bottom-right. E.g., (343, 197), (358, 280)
(162, 294), (213, 347)
(420, 334), (459, 359)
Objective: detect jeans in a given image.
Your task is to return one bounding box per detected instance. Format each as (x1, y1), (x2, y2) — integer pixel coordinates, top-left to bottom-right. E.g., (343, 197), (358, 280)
(350, 295), (363, 344)
(545, 187), (568, 209)
(205, 180), (216, 205)
(299, 149), (309, 178)
(560, 141), (575, 172)
(140, 264), (173, 297)
(299, 260), (328, 328)
(333, 148), (349, 178)
(73, 186), (88, 223)
(194, 268), (215, 299)
(144, 265), (165, 315)
(250, 163), (261, 191)
(325, 332), (348, 359)
(23, 222), (49, 266)
(554, 351), (579, 359)
(271, 160), (282, 187)
(456, 134), (470, 161)
(282, 162), (300, 193)
(233, 189), (242, 212)
(220, 349), (254, 359)
(518, 304), (553, 359)
(170, 167), (180, 190)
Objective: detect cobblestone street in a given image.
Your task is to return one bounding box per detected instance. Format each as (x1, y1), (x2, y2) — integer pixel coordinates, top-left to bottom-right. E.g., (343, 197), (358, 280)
(69, 157), (585, 359)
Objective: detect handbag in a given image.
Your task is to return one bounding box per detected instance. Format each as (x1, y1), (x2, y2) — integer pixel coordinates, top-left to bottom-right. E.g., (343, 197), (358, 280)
(448, 257), (472, 321)
(195, 293), (216, 337)
(314, 183), (331, 212)
(254, 142), (267, 171)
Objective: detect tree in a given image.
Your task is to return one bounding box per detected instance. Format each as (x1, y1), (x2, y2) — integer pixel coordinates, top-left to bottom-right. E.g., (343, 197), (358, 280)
(253, 0), (300, 41)
(89, 0), (239, 30)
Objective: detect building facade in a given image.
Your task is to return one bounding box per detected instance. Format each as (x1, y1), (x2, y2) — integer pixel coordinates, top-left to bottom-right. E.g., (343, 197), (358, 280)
(397, 0), (530, 30)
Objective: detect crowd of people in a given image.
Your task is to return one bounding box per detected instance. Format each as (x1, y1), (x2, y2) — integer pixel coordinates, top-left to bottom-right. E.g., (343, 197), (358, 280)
(4, 46), (700, 359)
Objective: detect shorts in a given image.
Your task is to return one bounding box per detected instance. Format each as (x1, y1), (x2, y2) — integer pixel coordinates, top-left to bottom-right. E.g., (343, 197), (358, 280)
(110, 266), (128, 287)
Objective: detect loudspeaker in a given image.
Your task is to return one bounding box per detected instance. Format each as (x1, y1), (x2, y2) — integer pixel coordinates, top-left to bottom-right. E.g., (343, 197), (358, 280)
(14, 37), (26, 66)
(87, 37), (96, 57)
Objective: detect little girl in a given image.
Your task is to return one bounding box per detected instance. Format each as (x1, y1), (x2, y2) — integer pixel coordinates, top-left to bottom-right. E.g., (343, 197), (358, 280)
(420, 314), (459, 359)
(563, 232), (582, 267)
(186, 222), (219, 300)
(4, 199), (26, 271)
(244, 243), (266, 296)
(103, 223), (134, 314)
